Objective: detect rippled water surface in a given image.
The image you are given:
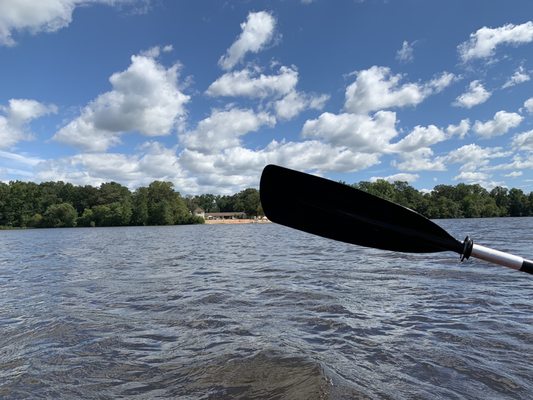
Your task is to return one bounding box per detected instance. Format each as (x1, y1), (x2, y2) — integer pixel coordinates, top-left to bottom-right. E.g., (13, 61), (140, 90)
(1, 219), (532, 399)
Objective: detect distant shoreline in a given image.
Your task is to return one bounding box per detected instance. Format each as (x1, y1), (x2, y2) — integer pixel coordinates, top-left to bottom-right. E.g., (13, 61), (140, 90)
(204, 219), (271, 225)
(0, 220), (272, 230)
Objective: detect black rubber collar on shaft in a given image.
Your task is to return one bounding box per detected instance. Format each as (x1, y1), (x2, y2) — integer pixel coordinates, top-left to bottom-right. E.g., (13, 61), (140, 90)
(461, 236), (474, 261)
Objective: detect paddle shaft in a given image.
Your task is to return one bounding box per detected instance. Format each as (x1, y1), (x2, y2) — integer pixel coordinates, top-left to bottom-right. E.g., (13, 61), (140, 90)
(471, 244), (533, 274)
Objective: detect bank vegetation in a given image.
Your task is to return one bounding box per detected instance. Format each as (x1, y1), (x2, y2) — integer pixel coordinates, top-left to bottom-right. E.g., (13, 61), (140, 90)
(0, 179), (531, 229)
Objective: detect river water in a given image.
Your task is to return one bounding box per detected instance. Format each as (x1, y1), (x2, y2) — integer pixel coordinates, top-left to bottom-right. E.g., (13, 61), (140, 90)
(0, 218), (532, 399)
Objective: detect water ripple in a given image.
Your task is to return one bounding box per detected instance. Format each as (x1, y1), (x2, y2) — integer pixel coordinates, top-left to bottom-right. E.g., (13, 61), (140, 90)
(0, 220), (532, 399)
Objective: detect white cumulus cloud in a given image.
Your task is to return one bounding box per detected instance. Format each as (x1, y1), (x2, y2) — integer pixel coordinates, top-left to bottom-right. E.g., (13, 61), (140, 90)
(344, 66), (455, 114)
(488, 154), (533, 171)
(392, 144), (509, 184)
(370, 173), (419, 183)
(274, 91), (329, 120)
(0, 99), (57, 148)
(206, 66), (298, 98)
(207, 65), (329, 120)
(0, 149), (43, 166)
(392, 148), (446, 172)
(301, 111), (398, 153)
(473, 111), (523, 138)
(390, 125), (447, 152)
(35, 135), (384, 195)
(512, 129), (533, 152)
(0, 0), (136, 46)
(454, 171), (490, 182)
(396, 40), (414, 63)
(140, 44), (174, 58)
(453, 80), (491, 108)
(446, 119), (470, 139)
(523, 97), (533, 113)
(36, 141), (193, 190)
(445, 143), (509, 173)
(263, 140), (380, 173)
(458, 21), (533, 62)
(180, 108), (275, 154)
(179, 140), (380, 191)
(218, 11), (276, 70)
(502, 66), (530, 89)
(388, 119), (469, 155)
(53, 52), (190, 152)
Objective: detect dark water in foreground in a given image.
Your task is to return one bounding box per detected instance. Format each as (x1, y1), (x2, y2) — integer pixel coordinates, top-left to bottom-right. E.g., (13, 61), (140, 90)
(0, 218), (532, 399)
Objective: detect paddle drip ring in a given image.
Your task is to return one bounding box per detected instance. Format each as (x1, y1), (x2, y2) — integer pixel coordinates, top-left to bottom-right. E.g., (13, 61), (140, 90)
(461, 236), (474, 261)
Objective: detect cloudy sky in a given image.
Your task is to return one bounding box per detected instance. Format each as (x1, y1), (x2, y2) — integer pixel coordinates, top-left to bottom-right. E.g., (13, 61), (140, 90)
(1, 0), (533, 194)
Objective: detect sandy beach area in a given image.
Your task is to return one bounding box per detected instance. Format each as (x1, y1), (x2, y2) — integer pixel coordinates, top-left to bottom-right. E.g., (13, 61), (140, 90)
(204, 219), (270, 225)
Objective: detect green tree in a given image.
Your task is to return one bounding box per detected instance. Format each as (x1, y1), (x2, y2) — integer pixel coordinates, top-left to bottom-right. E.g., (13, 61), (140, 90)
(233, 188), (261, 217)
(28, 213), (43, 228)
(462, 194), (499, 218)
(452, 184), (500, 218)
(91, 204), (112, 226)
(146, 181), (190, 225)
(71, 185), (100, 214)
(96, 182), (132, 225)
(99, 202), (131, 226)
(490, 186), (510, 216)
(0, 182), (9, 226)
(42, 203), (77, 228)
(98, 182), (130, 204)
(354, 180), (429, 215)
(391, 181), (428, 212)
(508, 188), (529, 216)
(193, 194), (220, 213)
(217, 195), (235, 212)
(426, 196), (462, 219)
(355, 180), (396, 202)
(131, 187), (149, 225)
(38, 181), (64, 212)
(5, 181), (41, 227)
(77, 208), (95, 227)
(147, 181), (174, 225)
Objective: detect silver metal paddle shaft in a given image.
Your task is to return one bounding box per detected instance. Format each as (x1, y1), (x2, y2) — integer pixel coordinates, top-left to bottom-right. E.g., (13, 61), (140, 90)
(472, 244), (533, 273)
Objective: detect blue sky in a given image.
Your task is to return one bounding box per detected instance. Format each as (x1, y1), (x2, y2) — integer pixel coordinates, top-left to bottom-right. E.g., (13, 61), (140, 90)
(1, 0), (533, 194)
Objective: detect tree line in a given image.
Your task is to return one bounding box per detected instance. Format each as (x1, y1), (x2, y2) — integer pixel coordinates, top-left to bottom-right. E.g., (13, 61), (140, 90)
(353, 180), (533, 219)
(0, 180), (196, 228)
(183, 188), (263, 217)
(0, 178), (532, 229)
(0, 180), (265, 229)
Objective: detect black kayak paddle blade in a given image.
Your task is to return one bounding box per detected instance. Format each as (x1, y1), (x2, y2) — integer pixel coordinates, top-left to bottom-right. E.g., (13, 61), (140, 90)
(260, 165), (463, 254)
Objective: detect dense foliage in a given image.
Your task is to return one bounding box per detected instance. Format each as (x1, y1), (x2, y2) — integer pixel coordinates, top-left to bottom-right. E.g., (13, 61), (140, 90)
(0, 181), (203, 228)
(353, 180), (533, 219)
(184, 188), (263, 216)
(1, 179), (532, 229)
